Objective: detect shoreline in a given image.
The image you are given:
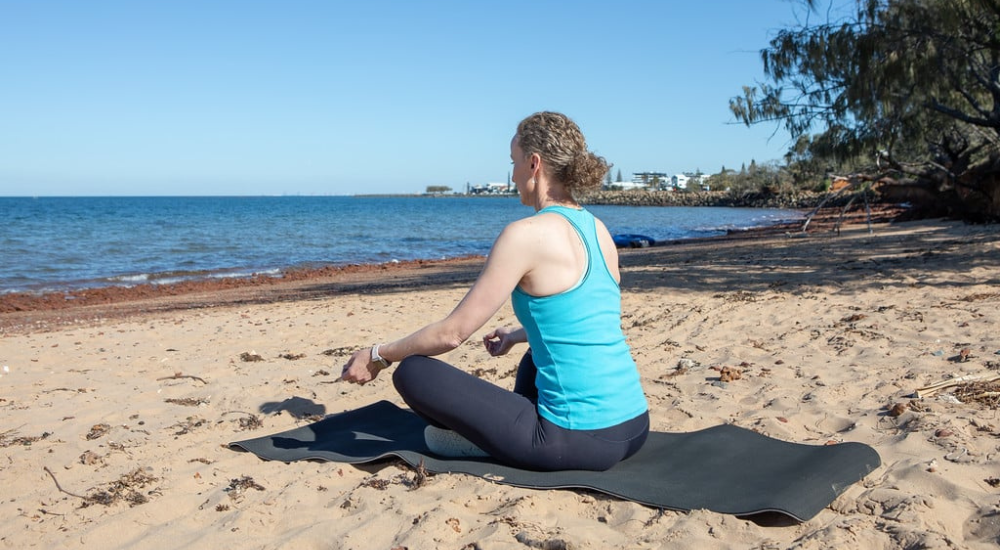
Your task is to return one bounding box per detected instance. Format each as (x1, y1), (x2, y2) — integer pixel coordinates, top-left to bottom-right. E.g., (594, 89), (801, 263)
(0, 205), (905, 334)
(361, 189), (860, 209)
(0, 196), (812, 301)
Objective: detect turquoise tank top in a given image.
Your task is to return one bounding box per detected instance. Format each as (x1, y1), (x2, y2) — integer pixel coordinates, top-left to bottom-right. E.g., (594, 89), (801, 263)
(510, 206), (648, 430)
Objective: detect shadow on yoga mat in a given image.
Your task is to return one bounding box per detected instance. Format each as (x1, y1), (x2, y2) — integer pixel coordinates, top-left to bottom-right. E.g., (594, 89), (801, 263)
(229, 400), (880, 522)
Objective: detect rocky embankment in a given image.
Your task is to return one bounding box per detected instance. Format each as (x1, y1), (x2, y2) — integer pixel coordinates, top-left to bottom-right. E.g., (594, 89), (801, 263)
(579, 189), (871, 209)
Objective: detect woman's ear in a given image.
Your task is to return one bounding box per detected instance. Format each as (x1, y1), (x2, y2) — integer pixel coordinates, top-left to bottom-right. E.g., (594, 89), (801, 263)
(530, 153), (541, 172)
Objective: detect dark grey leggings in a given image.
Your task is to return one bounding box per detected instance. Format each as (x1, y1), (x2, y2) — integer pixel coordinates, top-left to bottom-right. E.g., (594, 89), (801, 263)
(392, 351), (649, 471)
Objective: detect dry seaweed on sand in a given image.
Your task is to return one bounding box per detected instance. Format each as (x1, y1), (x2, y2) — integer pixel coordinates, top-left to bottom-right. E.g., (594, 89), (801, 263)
(222, 410), (264, 431)
(398, 459), (432, 490)
(354, 461), (433, 492)
(951, 380), (1000, 409)
(225, 475), (266, 500)
(320, 346), (354, 357)
(45, 466), (160, 508)
(85, 423), (111, 440)
(359, 475), (391, 490)
(83, 468), (160, 507)
(164, 397), (210, 407)
(0, 429), (51, 447)
(168, 416), (208, 436)
(915, 372), (1000, 398)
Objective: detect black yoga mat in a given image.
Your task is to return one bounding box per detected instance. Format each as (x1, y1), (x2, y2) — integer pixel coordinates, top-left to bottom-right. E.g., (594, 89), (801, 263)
(229, 400), (880, 522)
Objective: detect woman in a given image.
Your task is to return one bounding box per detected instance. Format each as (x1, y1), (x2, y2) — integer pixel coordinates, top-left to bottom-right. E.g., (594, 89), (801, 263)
(340, 111), (648, 471)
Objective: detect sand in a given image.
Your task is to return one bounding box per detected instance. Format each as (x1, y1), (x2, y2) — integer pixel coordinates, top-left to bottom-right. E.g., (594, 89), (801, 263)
(2, 215), (999, 549)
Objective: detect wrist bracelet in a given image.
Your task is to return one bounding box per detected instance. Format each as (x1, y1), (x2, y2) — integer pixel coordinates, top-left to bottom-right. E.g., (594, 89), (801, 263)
(370, 344), (392, 370)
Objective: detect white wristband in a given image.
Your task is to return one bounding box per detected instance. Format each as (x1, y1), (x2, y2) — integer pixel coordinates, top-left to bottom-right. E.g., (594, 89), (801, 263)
(370, 344), (391, 370)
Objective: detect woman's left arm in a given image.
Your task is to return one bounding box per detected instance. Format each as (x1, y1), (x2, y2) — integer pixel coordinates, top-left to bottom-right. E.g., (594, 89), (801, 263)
(340, 220), (537, 383)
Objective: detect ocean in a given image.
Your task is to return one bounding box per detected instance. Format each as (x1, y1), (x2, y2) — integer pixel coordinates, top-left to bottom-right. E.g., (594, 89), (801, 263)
(0, 196), (801, 294)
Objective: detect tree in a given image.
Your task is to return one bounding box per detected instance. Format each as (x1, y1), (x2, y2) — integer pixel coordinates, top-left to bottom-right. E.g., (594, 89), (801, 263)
(708, 166), (736, 191)
(731, 0), (1000, 220)
(606, 170), (612, 186)
(616, 168), (623, 183)
(784, 135), (828, 190)
(425, 185), (451, 194)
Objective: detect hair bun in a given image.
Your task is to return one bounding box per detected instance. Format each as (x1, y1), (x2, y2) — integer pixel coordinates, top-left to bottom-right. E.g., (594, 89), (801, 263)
(516, 112), (609, 197)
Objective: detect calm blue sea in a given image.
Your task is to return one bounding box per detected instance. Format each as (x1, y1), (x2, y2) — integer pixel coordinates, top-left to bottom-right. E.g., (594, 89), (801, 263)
(0, 196), (801, 294)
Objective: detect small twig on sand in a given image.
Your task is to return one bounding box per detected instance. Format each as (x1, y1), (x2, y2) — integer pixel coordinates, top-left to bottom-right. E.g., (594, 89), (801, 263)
(156, 373), (208, 384)
(43, 466), (89, 501)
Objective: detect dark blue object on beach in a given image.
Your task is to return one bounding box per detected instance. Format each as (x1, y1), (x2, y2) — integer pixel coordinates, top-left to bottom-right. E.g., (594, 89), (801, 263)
(612, 234), (655, 248)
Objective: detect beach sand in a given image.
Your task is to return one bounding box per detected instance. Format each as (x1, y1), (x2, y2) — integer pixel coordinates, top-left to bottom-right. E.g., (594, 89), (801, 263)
(2, 213), (999, 549)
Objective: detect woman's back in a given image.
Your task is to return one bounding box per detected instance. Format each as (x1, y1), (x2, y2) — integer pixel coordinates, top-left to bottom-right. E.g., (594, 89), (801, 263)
(511, 206), (647, 430)
(514, 208), (621, 298)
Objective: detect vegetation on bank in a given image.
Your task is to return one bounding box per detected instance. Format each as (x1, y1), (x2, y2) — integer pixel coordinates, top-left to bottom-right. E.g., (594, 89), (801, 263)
(578, 189), (860, 210)
(731, 0), (1000, 222)
(417, 186), (878, 212)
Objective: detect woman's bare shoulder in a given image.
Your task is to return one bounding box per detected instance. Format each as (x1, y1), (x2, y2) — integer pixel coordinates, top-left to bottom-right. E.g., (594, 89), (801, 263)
(494, 213), (571, 257)
(500, 213), (563, 237)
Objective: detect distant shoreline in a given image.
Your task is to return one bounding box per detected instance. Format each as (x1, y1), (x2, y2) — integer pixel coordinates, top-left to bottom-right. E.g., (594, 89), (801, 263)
(356, 189), (880, 210)
(3, 190), (874, 211)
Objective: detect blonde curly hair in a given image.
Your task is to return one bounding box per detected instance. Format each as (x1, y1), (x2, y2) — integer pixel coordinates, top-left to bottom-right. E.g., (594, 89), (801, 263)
(515, 112), (609, 196)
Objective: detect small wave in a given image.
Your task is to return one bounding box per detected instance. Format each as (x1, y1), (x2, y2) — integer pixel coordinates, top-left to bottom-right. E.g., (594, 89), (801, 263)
(22, 268), (292, 293)
(695, 214), (803, 234)
(207, 268), (283, 280)
(107, 273), (151, 284)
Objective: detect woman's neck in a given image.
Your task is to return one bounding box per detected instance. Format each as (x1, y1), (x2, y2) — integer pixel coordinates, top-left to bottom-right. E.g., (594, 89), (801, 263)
(536, 199), (579, 211)
(532, 183), (578, 211)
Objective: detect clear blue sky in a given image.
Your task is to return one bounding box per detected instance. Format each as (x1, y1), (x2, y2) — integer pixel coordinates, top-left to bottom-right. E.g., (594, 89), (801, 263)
(0, 1), (810, 196)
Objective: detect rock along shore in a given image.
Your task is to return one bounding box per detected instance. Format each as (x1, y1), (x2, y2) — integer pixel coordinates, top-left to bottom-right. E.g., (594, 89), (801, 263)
(579, 189), (866, 209)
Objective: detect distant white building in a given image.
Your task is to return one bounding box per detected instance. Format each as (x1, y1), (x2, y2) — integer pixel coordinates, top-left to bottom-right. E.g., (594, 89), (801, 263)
(672, 173), (710, 191)
(631, 172), (670, 190)
(602, 171), (710, 191)
(605, 181), (648, 191)
(469, 182), (514, 195)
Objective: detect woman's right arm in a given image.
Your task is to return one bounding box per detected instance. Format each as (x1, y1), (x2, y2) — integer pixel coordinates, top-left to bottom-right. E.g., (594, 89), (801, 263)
(340, 218), (540, 383)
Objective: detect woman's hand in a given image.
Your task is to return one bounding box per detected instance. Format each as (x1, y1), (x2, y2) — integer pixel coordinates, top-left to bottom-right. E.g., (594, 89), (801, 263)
(340, 348), (384, 384)
(483, 326), (524, 357)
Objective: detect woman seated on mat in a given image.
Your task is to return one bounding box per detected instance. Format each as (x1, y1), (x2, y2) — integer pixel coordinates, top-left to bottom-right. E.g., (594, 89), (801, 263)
(340, 111), (649, 471)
